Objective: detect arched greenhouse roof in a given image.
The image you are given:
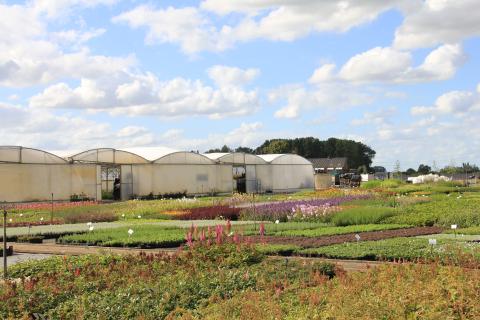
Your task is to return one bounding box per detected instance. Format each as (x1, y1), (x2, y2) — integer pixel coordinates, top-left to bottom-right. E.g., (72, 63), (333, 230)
(204, 152), (267, 165)
(258, 154), (313, 165)
(0, 146), (68, 164)
(153, 151), (215, 164)
(67, 148), (150, 164)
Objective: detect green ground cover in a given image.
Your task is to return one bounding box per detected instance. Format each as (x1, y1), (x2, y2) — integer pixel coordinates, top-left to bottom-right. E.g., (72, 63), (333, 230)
(299, 237), (480, 262)
(57, 225), (186, 248)
(385, 194), (480, 227)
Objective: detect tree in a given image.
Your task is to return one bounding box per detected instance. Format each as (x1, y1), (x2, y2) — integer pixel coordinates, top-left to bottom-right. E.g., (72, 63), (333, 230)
(255, 137), (376, 169)
(417, 164), (431, 175)
(234, 146), (254, 154)
(405, 168), (416, 176)
(393, 160), (401, 179)
(206, 145), (233, 153)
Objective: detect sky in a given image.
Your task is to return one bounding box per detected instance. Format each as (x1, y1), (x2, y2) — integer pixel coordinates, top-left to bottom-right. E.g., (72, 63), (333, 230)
(0, 0), (479, 170)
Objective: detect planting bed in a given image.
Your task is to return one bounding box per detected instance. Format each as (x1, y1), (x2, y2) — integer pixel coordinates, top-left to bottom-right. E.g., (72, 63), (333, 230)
(247, 226), (443, 248)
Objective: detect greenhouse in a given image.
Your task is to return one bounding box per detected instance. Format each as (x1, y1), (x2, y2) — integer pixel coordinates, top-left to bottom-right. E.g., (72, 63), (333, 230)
(0, 146), (314, 202)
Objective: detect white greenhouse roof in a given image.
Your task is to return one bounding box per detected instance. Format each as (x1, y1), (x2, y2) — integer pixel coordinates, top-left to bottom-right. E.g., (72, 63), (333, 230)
(0, 146), (68, 164)
(259, 153), (312, 165)
(0, 147), (312, 166)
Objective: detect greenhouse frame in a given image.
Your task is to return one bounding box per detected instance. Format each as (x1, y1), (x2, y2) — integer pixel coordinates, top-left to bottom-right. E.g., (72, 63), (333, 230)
(0, 146), (314, 202)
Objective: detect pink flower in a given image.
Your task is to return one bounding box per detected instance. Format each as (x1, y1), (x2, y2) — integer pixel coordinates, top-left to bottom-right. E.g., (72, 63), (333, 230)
(259, 223), (265, 237)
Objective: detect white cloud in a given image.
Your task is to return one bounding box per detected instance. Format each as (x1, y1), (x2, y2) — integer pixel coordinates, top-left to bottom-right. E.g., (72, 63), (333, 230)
(114, 1), (406, 54)
(207, 65), (260, 87)
(50, 28), (106, 46)
(202, 0), (404, 39)
(113, 5), (232, 54)
(0, 102), (159, 150)
(411, 87), (479, 116)
(29, 66), (260, 119)
(271, 83), (373, 119)
(351, 107), (397, 126)
(394, 0), (480, 49)
(32, 0), (118, 19)
(311, 44), (465, 84)
(0, 2), (135, 88)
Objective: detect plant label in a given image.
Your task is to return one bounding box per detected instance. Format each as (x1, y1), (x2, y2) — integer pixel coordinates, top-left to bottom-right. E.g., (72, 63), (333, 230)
(428, 239), (437, 245)
(355, 234), (361, 241)
(451, 224), (457, 230)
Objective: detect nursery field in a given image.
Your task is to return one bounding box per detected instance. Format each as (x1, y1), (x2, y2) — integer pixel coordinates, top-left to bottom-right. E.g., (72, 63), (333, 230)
(3, 180), (480, 318)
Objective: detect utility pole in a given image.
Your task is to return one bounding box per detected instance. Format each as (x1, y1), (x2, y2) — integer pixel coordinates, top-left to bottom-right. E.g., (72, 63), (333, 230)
(3, 206), (7, 279)
(50, 193), (54, 224)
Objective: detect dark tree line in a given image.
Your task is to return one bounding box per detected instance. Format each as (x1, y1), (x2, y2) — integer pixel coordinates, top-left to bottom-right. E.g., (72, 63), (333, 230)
(206, 137), (376, 170)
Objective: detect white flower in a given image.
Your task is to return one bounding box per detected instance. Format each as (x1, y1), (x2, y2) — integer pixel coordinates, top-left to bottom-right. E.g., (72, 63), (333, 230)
(137, 215), (142, 219)
(89, 226), (94, 232)
(128, 229), (134, 235)
(87, 222), (93, 226)
(121, 214), (125, 217)
(275, 220), (280, 224)
(19, 213), (23, 217)
(40, 217), (44, 221)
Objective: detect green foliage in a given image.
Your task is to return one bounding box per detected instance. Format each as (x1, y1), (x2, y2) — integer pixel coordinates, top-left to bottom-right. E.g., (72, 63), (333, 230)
(386, 194), (480, 227)
(255, 244), (301, 256)
(299, 237), (479, 261)
(16, 235), (44, 243)
(330, 206), (397, 226)
(361, 179), (404, 189)
(3, 245), (480, 319)
(255, 137), (376, 168)
(279, 224), (409, 237)
(57, 225), (186, 248)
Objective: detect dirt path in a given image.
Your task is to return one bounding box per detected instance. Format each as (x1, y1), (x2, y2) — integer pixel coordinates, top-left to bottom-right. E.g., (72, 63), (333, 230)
(246, 226), (443, 247)
(9, 242), (386, 272)
(10, 242), (178, 256)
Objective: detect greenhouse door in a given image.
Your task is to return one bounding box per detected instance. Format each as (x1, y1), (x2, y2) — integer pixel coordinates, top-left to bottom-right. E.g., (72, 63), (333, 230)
(245, 165), (258, 193)
(101, 165), (120, 200)
(120, 165), (134, 201)
(233, 165), (246, 193)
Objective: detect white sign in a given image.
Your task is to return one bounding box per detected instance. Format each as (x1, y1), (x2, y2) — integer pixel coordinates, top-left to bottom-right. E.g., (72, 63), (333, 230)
(451, 224), (457, 230)
(428, 239), (437, 245)
(89, 226), (94, 232)
(128, 229), (134, 236)
(355, 234), (361, 241)
(275, 220), (280, 224)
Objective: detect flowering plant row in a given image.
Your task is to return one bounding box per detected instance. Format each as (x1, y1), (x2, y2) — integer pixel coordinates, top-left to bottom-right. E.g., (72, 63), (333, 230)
(240, 195), (370, 222)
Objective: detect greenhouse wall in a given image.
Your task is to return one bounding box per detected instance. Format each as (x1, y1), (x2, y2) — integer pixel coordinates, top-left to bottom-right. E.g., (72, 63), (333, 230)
(0, 163), (99, 202)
